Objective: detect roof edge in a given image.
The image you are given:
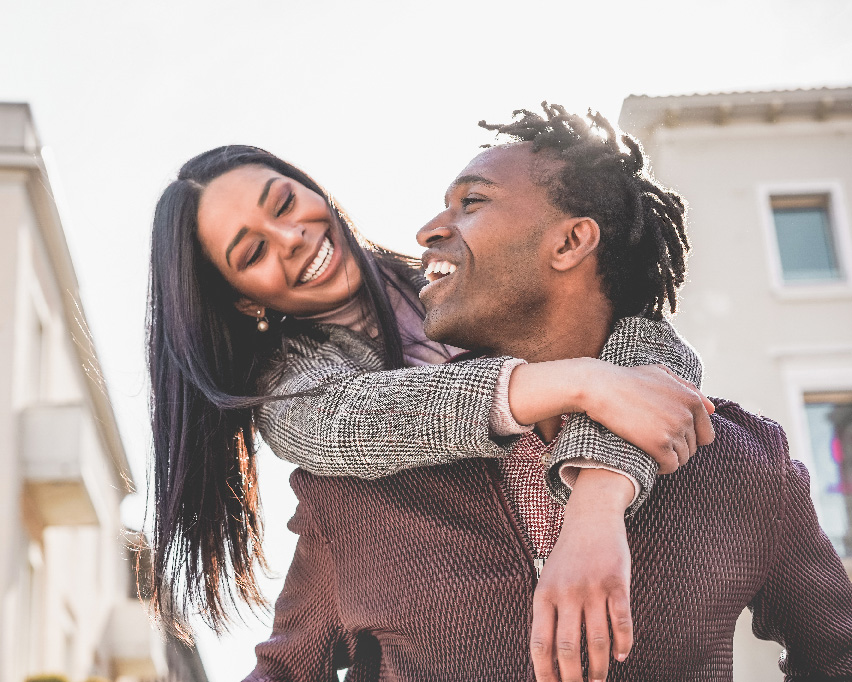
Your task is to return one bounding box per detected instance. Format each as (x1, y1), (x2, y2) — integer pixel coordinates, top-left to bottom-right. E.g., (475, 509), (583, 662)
(619, 85), (852, 135)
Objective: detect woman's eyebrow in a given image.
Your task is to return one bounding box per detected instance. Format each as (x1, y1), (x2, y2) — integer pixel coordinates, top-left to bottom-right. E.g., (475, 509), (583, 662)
(225, 227), (249, 267)
(257, 177), (279, 207)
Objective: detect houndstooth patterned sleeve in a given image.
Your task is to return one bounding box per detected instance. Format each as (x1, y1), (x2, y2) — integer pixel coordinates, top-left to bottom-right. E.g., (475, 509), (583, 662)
(546, 316), (704, 515)
(255, 325), (519, 478)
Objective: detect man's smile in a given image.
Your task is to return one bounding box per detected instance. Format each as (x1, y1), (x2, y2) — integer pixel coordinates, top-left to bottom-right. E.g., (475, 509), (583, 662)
(419, 254), (462, 301)
(423, 259), (457, 282)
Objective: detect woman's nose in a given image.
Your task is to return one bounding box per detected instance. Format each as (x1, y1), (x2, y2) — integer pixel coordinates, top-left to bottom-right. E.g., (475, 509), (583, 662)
(416, 216), (453, 247)
(274, 220), (307, 257)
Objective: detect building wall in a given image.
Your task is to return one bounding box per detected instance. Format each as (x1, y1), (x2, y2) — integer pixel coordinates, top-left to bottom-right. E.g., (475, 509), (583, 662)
(621, 98), (852, 679)
(0, 171), (31, 682)
(0, 103), (191, 682)
(0, 167), (125, 682)
(641, 119), (852, 422)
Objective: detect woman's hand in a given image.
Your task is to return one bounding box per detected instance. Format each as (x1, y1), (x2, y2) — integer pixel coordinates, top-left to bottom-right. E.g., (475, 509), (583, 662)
(582, 362), (715, 473)
(509, 358), (714, 474)
(530, 469), (633, 682)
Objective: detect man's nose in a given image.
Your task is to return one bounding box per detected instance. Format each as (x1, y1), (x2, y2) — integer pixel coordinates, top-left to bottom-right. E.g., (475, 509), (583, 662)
(416, 216), (453, 247)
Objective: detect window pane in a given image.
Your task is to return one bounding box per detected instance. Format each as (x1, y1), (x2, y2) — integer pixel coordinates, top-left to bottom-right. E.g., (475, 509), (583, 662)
(772, 203), (841, 281)
(805, 398), (852, 556)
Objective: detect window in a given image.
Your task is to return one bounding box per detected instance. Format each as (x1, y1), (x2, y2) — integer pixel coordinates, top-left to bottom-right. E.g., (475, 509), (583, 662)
(771, 194), (842, 282)
(804, 391), (852, 557)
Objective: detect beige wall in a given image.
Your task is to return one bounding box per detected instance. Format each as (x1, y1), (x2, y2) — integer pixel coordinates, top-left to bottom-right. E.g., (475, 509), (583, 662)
(622, 103), (852, 680)
(636, 118), (852, 474)
(0, 104), (166, 682)
(0, 172), (31, 682)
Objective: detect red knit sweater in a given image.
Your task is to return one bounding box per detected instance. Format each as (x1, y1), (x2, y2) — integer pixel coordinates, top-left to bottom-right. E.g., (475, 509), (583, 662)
(245, 399), (852, 681)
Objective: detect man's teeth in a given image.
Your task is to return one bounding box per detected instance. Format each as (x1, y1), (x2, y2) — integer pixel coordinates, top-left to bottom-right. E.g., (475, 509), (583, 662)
(424, 260), (457, 282)
(300, 237), (334, 283)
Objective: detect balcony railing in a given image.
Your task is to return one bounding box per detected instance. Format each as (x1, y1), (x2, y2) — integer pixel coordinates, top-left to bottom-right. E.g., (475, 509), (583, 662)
(19, 403), (99, 526)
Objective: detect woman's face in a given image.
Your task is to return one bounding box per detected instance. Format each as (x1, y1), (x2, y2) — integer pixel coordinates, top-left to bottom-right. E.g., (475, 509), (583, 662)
(196, 164), (362, 317)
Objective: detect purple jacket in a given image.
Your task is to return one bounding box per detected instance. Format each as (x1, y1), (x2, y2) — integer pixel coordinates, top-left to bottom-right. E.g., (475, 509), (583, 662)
(244, 399), (852, 681)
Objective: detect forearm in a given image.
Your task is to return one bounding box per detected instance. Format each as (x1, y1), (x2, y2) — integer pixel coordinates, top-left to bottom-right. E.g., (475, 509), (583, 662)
(600, 316), (703, 385)
(534, 468), (635, 680)
(507, 357), (600, 428)
(258, 354), (517, 478)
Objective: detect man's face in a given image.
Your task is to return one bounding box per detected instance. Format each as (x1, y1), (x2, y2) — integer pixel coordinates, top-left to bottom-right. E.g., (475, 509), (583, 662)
(416, 143), (562, 352)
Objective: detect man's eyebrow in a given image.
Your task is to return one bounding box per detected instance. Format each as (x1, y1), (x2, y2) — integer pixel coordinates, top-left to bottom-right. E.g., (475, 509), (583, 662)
(451, 174), (497, 189)
(225, 227), (249, 267)
(257, 177), (278, 207)
(444, 174), (498, 205)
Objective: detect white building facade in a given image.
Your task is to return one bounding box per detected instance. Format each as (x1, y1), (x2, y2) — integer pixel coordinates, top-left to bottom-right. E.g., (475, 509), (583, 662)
(620, 87), (852, 679)
(0, 103), (193, 682)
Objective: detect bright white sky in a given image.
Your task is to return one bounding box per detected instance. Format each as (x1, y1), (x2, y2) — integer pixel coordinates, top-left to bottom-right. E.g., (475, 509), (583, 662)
(3, 0), (852, 679)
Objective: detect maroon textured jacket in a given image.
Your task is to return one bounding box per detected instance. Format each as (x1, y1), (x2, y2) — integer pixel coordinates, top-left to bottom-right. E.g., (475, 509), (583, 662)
(244, 400), (852, 681)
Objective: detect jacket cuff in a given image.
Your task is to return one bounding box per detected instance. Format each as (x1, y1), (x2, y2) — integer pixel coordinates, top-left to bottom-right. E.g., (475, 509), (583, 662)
(558, 459), (640, 507)
(489, 358), (535, 437)
(546, 412), (659, 516)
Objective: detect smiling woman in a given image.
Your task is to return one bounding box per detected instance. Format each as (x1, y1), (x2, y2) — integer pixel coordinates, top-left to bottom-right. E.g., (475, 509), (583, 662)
(147, 145), (423, 635)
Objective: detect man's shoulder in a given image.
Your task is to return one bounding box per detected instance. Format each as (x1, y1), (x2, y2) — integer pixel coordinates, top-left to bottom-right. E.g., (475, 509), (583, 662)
(640, 397), (794, 535)
(289, 458), (493, 496)
(698, 396), (790, 475)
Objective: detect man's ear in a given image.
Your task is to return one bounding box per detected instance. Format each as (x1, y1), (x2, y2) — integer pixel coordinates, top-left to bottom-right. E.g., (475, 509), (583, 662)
(550, 216), (600, 272)
(234, 297), (264, 318)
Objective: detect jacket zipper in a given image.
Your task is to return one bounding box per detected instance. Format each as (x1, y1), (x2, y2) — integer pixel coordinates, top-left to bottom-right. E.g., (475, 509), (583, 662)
(486, 462), (545, 581)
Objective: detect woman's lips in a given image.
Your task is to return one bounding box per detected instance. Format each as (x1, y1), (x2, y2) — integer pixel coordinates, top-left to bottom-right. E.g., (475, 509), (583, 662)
(299, 235), (333, 283)
(296, 228), (345, 288)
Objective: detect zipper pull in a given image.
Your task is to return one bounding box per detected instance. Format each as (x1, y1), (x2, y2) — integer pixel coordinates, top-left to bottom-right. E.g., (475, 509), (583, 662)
(534, 557), (545, 580)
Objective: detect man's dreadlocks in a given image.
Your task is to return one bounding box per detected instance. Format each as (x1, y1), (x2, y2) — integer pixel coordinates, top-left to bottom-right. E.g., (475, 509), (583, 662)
(480, 102), (689, 320)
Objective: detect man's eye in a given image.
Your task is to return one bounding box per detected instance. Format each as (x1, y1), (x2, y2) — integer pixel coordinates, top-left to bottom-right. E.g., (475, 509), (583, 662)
(460, 197), (484, 208)
(246, 241), (266, 267)
(276, 192), (295, 217)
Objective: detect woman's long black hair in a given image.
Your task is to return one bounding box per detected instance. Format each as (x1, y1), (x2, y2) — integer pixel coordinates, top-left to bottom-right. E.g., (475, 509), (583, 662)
(147, 146), (412, 638)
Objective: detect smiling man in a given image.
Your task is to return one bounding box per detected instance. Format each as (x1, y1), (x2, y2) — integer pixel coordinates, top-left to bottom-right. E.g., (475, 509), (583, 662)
(245, 105), (852, 681)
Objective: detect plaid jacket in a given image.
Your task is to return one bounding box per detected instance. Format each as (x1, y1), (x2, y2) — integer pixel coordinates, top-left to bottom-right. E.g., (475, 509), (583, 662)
(256, 315), (702, 514)
(245, 400), (852, 681)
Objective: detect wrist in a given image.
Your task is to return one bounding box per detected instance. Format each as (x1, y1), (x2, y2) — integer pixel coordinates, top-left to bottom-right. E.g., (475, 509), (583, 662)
(508, 358), (592, 425)
(567, 468), (633, 514)
(557, 357), (600, 415)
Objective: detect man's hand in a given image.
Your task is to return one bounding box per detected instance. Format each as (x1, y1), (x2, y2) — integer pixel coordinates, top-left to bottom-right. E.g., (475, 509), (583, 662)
(530, 469), (633, 682)
(583, 362), (715, 474)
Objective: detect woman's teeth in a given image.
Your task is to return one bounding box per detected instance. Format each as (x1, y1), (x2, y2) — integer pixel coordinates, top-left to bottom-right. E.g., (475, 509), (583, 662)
(424, 260), (457, 283)
(300, 236), (334, 283)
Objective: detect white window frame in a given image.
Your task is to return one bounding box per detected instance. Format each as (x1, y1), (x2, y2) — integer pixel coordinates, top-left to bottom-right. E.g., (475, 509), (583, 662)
(757, 181), (852, 300)
(782, 364), (852, 570)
